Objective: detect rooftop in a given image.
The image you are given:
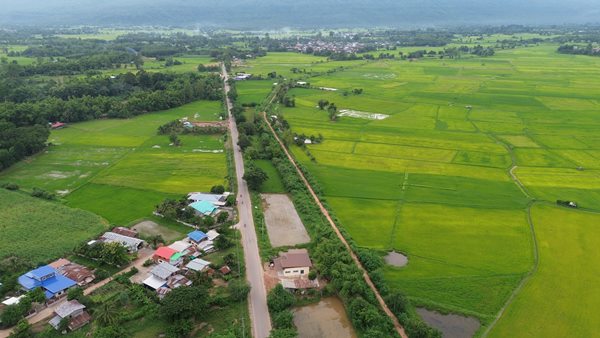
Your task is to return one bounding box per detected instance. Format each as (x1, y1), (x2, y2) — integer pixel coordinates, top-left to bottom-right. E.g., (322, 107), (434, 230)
(186, 258), (211, 272)
(152, 262), (179, 280)
(55, 300), (86, 318)
(274, 249), (312, 269)
(188, 230), (207, 243)
(154, 246), (178, 260)
(189, 200), (218, 215)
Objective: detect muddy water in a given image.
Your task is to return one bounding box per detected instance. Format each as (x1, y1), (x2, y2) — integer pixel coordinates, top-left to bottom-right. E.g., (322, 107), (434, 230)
(385, 251), (408, 267)
(293, 297), (357, 338)
(417, 308), (480, 338)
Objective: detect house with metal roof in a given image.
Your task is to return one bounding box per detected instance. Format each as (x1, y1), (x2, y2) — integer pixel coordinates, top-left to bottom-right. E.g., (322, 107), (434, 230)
(189, 200), (218, 216)
(206, 229), (220, 241)
(18, 266), (77, 300)
(188, 230), (208, 243)
(186, 258), (211, 272)
(153, 246), (182, 266)
(187, 192), (229, 206)
(168, 240), (193, 255)
(273, 249), (313, 278)
(100, 232), (145, 252)
(49, 300), (91, 331)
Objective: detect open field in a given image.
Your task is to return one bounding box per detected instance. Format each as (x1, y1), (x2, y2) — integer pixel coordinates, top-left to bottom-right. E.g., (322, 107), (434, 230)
(0, 189), (107, 263)
(255, 159), (286, 193)
(0, 100), (227, 225)
(488, 204), (600, 338)
(261, 193), (310, 247)
(251, 46), (600, 334)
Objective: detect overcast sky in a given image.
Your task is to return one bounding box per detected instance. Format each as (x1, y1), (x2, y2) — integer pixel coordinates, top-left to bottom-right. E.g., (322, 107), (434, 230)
(1, 0), (599, 28)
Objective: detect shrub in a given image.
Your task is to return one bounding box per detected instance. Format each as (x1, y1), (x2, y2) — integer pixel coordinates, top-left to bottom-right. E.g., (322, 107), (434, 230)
(228, 279), (250, 302)
(1, 182), (19, 191)
(267, 285), (295, 313)
(272, 310), (294, 329)
(308, 270), (317, 281)
(210, 185), (226, 194)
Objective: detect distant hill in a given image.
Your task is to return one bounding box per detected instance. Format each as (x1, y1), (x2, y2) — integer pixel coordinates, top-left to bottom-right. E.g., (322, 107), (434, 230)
(1, 0), (599, 28)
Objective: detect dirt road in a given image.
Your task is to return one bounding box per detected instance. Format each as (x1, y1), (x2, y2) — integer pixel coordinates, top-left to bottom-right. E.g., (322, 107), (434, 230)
(263, 113), (408, 338)
(222, 64), (272, 338)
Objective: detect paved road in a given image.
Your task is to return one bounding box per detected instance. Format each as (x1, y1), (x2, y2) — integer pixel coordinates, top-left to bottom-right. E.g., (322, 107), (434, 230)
(222, 64), (272, 338)
(263, 113), (408, 338)
(0, 248), (154, 338)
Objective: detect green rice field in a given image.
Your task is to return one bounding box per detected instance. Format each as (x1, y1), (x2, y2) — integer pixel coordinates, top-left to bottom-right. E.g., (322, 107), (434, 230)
(0, 100), (227, 225)
(245, 46), (600, 335)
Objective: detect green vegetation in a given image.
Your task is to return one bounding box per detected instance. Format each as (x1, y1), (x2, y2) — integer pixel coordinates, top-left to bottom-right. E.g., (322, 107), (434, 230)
(254, 160), (286, 193)
(252, 42), (600, 335)
(0, 188), (107, 263)
(0, 100), (227, 225)
(488, 204), (600, 338)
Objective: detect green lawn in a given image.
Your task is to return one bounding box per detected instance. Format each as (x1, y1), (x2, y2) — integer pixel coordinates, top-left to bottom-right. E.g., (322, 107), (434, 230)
(0, 100), (227, 226)
(0, 189), (108, 264)
(253, 46), (600, 334)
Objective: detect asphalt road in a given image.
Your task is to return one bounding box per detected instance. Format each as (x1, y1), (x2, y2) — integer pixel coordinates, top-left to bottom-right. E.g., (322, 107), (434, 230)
(222, 64), (272, 338)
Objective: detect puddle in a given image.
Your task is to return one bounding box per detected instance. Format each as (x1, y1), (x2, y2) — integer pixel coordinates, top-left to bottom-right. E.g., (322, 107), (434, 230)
(385, 251), (408, 267)
(417, 308), (480, 338)
(293, 297), (356, 338)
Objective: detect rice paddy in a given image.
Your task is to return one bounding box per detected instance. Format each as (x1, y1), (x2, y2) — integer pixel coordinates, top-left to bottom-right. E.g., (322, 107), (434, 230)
(241, 45), (600, 335)
(0, 100), (228, 225)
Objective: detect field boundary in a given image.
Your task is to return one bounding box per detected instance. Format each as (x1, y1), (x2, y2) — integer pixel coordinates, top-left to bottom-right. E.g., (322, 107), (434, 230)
(263, 112), (408, 338)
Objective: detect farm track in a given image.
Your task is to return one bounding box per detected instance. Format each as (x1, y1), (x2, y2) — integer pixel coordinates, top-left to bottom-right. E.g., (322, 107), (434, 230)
(262, 112), (409, 338)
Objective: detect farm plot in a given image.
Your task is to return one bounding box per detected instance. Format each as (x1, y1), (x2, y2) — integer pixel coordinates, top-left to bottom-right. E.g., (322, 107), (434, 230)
(261, 194), (311, 247)
(269, 44), (600, 333)
(0, 189), (107, 263)
(0, 100), (227, 225)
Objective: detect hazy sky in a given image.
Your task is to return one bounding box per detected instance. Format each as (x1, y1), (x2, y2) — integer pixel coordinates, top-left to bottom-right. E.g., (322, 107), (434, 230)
(1, 0), (599, 28)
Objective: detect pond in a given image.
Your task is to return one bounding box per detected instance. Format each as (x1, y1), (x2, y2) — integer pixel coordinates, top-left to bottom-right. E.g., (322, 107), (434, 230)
(417, 308), (480, 338)
(385, 251), (408, 267)
(293, 297), (357, 338)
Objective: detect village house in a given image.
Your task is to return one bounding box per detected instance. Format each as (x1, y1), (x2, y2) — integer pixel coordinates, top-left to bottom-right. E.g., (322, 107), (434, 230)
(100, 231), (145, 253)
(273, 249), (312, 278)
(49, 259), (95, 286)
(153, 246), (183, 266)
(187, 192), (229, 206)
(18, 265), (77, 300)
(189, 200), (219, 216)
(186, 258), (211, 272)
(111, 226), (138, 238)
(143, 262), (180, 290)
(168, 240), (194, 256)
(187, 230), (208, 244)
(48, 300), (91, 331)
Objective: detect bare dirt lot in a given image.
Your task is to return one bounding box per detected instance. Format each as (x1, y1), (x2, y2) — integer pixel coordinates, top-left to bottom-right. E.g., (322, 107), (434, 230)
(261, 194), (310, 247)
(132, 220), (182, 243)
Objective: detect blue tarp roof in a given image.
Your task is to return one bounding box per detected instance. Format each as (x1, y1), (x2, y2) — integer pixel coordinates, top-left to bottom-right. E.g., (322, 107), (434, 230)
(188, 230), (207, 242)
(189, 200), (217, 215)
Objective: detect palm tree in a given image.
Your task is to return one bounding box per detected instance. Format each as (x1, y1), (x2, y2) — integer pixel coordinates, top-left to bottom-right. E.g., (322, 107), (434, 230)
(95, 302), (119, 326)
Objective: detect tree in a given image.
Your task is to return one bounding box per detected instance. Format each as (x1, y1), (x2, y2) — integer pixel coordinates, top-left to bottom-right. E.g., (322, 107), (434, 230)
(384, 291), (409, 315)
(272, 310), (294, 329)
(1, 305), (25, 329)
(165, 319), (193, 338)
(243, 162), (268, 190)
(95, 302), (119, 326)
(308, 270), (317, 281)
(327, 103), (337, 121)
(94, 326), (131, 338)
(317, 99), (329, 110)
(161, 286), (209, 320)
(28, 287), (46, 303)
(237, 134), (251, 150)
(267, 285), (295, 313)
(169, 133), (182, 146)
(210, 185), (225, 194)
(348, 297), (379, 330)
(67, 286), (83, 301)
(8, 319), (32, 338)
(215, 235), (233, 250)
(217, 211), (229, 223)
(228, 280), (250, 302)
(99, 242), (129, 266)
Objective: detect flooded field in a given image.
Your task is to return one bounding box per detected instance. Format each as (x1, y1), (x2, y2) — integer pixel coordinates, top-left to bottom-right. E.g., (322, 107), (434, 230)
(293, 297), (357, 338)
(417, 308), (480, 338)
(384, 251), (408, 267)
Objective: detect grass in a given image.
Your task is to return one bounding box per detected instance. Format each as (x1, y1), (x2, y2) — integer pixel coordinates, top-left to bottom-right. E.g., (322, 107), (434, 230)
(0, 188), (108, 264)
(255, 159), (286, 193)
(0, 100), (227, 226)
(249, 45), (600, 334)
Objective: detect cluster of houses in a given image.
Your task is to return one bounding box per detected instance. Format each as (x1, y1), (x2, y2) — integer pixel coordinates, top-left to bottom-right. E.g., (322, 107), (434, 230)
(289, 40), (365, 54)
(187, 192), (231, 217)
(142, 229), (226, 298)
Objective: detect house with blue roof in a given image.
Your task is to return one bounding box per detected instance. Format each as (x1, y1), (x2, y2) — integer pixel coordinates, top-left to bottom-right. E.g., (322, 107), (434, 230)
(189, 200), (218, 216)
(188, 230), (208, 244)
(18, 265), (77, 300)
